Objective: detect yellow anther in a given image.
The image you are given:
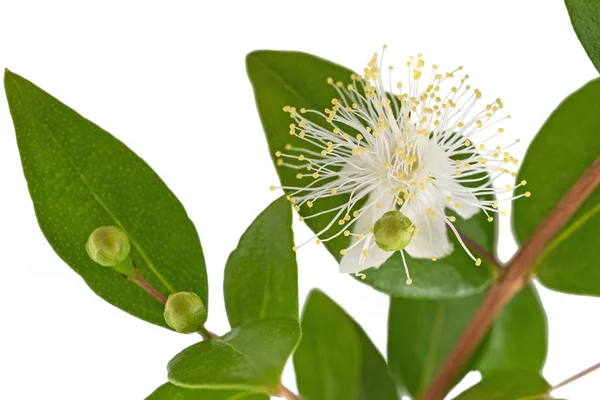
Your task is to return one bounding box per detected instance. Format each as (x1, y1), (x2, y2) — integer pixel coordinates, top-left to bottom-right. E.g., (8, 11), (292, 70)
(292, 246), (298, 251)
(475, 258), (482, 266)
(331, 188), (337, 195)
(275, 151), (282, 157)
(448, 216), (456, 222)
(487, 217), (494, 222)
(340, 249), (347, 255)
(269, 185), (275, 191)
(525, 191), (531, 197)
(277, 159), (284, 166)
(431, 256), (437, 261)
(406, 279), (413, 285)
(316, 239), (321, 245)
(362, 250), (368, 258)
(312, 173), (319, 179)
(298, 154), (305, 161)
(307, 201), (314, 208)
(296, 173), (303, 179)
(344, 230), (350, 237)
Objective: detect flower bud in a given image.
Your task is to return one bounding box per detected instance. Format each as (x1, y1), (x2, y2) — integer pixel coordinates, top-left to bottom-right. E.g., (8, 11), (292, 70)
(86, 226), (131, 267)
(164, 292), (207, 333)
(373, 210), (415, 252)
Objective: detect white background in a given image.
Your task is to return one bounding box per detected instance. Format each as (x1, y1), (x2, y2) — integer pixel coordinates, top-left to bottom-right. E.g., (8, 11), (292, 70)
(1, 0), (599, 398)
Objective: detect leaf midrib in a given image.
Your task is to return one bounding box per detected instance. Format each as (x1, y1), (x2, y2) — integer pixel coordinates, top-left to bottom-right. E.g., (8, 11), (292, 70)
(10, 78), (175, 294)
(420, 302), (447, 394)
(535, 201), (600, 266)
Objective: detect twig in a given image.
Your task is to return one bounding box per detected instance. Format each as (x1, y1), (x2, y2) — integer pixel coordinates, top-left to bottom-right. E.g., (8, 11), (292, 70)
(131, 274), (167, 304)
(551, 361), (600, 392)
(278, 384), (301, 400)
(423, 155), (600, 400)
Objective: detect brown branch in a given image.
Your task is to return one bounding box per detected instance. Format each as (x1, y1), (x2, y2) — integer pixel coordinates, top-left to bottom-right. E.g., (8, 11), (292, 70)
(423, 155), (600, 400)
(551, 360), (600, 392)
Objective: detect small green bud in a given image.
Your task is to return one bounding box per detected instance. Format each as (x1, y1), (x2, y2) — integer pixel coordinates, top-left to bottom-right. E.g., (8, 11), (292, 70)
(164, 292), (207, 333)
(86, 226), (131, 267)
(374, 210), (415, 252)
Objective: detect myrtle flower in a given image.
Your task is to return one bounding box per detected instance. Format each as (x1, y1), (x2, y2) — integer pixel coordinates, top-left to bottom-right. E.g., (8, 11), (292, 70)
(271, 48), (529, 284)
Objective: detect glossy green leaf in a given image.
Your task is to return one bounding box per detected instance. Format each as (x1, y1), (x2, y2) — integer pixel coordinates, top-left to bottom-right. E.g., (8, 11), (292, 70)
(514, 78), (600, 296)
(224, 196), (298, 327)
(387, 293), (485, 398)
(452, 370), (550, 400)
(477, 283), (547, 375)
(146, 383), (268, 400)
(168, 318), (300, 392)
(566, 0), (600, 72)
(294, 290), (397, 400)
(246, 50), (495, 298)
(4, 70), (207, 328)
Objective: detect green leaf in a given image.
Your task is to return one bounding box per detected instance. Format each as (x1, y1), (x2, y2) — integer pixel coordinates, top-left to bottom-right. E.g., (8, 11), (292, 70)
(4, 70), (207, 328)
(146, 383), (268, 400)
(513, 78), (600, 296)
(293, 290), (397, 400)
(452, 370), (550, 400)
(224, 196), (298, 327)
(565, 0), (600, 73)
(167, 318), (300, 393)
(246, 49), (495, 298)
(477, 284), (547, 376)
(387, 293), (485, 398)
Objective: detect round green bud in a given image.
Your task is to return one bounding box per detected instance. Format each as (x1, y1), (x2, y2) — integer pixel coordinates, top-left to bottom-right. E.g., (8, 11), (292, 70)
(164, 292), (207, 333)
(86, 226), (131, 267)
(373, 210), (415, 252)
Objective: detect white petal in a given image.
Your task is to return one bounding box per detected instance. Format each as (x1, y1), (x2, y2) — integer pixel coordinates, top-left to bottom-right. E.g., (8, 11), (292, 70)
(446, 182), (479, 219)
(339, 235), (394, 273)
(338, 186), (396, 273)
(404, 206), (453, 259)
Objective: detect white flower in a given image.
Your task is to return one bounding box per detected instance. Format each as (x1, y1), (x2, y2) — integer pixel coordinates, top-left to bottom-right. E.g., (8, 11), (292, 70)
(271, 48), (530, 284)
